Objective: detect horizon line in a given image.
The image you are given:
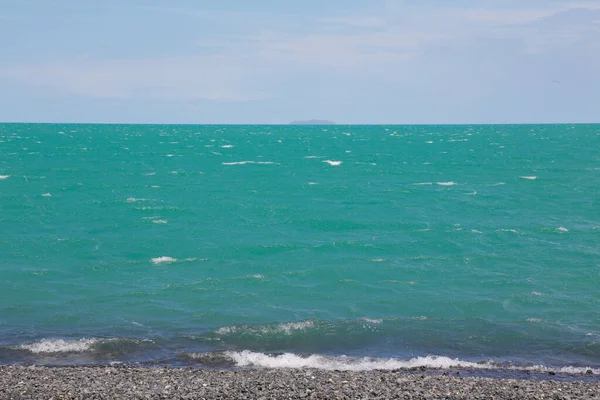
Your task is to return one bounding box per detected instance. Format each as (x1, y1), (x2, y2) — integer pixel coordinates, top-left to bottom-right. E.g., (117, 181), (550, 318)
(1, 121), (599, 126)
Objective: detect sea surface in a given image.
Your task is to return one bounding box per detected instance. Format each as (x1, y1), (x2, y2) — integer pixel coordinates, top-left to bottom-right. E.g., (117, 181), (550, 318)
(1, 123), (599, 373)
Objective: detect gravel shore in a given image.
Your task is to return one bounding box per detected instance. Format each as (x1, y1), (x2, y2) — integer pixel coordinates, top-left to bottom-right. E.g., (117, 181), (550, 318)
(2, 366), (600, 399)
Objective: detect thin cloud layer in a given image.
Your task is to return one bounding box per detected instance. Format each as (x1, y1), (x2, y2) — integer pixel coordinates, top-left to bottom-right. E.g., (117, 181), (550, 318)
(0, 1), (598, 122)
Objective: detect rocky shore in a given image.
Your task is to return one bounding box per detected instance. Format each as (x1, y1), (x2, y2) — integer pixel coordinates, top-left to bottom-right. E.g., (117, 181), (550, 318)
(1, 366), (599, 399)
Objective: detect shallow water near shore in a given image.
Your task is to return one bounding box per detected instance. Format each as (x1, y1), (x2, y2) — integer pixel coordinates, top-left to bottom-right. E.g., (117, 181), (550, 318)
(1, 123), (599, 374)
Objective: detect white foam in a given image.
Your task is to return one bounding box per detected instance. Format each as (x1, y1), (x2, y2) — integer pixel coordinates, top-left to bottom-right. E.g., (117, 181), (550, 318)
(220, 145), (234, 148)
(412, 182), (432, 186)
(304, 156), (320, 159)
(552, 366), (600, 375)
(222, 161), (278, 166)
(307, 182), (318, 185)
(531, 291), (544, 296)
(371, 258), (386, 262)
(42, 193), (52, 197)
(425, 141), (434, 144)
(152, 220), (168, 224)
(277, 321), (314, 335)
(225, 351), (485, 371)
(437, 182), (456, 186)
(557, 227), (569, 232)
(222, 351), (600, 375)
(216, 321), (315, 336)
(0, 175), (9, 180)
(19, 338), (100, 353)
(526, 318), (542, 323)
(497, 229), (518, 233)
(323, 160), (342, 166)
(489, 182), (505, 186)
(151, 256), (177, 264)
(520, 176), (538, 180)
(362, 318), (383, 324)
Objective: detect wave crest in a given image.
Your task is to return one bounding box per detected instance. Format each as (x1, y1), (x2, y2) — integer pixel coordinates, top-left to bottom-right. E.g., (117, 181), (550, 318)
(224, 351), (485, 371)
(18, 338), (102, 354)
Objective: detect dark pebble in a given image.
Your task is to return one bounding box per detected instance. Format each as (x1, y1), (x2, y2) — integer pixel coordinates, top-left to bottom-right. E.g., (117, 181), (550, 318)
(1, 365), (599, 399)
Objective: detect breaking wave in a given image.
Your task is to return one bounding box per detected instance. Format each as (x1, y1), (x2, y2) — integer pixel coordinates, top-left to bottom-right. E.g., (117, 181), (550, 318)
(185, 350), (600, 375)
(151, 256), (177, 264)
(18, 338), (103, 354)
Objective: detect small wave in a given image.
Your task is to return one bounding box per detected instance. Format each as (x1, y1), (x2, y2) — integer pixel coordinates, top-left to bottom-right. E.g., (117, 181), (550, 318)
(323, 160), (342, 166)
(216, 321), (315, 336)
(497, 229), (518, 234)
(18, 338), (101, 354)
(220, 145), (234, 148)
(520, 176), (537, 180)
(526, 318), (542, 323)
(222, 161), (278, 166)
(307, 182), (318, 185)
(557, 227), (569, 232)
(151, 256), (177, 264)
(225, 351), (485, 371)
(437, 182), (456, 186)
(214, 351), (600, 375)
(412, 182), (432, 186)
(0, 175), (10, 180)
(152, 220), (168, 224)
(42, 193), (52, 197)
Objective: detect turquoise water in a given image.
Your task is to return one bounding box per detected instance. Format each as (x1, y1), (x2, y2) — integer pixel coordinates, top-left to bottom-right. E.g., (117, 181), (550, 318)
(1, 123), (599, 370)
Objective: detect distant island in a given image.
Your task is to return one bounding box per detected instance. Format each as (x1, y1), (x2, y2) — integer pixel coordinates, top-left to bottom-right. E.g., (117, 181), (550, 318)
(289, 120), (336, 125)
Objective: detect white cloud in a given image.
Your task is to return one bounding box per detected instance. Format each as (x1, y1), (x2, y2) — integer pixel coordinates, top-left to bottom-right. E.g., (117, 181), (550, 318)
(1, 2), (598, 102)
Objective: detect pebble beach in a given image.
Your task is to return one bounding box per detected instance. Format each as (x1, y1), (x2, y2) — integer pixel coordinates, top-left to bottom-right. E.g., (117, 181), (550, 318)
(2, 366), (600, 399)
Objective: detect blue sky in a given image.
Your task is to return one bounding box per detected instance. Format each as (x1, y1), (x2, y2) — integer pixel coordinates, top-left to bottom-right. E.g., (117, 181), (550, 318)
(0, 0), (599, 123)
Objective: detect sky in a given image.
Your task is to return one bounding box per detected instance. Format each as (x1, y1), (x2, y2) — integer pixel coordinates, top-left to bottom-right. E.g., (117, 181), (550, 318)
(0, 0), (599, 124)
